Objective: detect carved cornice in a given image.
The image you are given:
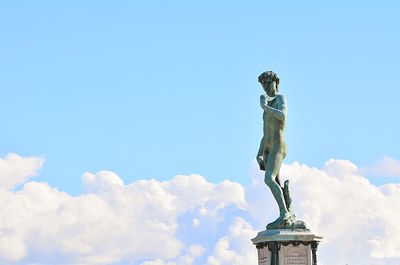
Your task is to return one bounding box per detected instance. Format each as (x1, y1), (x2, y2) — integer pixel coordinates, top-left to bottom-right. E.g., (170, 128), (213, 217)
(256, 240), (314, 249)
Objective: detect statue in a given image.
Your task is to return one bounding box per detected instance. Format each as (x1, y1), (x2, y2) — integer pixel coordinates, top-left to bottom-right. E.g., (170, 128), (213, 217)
(256, 71), (306, 230)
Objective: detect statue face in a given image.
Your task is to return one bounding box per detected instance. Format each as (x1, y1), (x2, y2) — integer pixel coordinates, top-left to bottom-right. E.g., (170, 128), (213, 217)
(262, 80), (277, 97)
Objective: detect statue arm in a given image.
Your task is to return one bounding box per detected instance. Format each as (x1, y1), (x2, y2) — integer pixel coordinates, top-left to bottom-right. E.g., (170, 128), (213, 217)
(261, 95), (287, 122)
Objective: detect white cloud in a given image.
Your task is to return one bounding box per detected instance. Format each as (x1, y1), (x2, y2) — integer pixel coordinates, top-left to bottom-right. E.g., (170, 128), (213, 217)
(206, 218), (257, 265)
(278, 159), (400, 265)
(247, 159), (400, 265)
(82, 170), (124, 192)
(141, 259), (176, 265)
(141, 244), (206, 265)
(0, 153), (44, 190)
(0, 160), (245, 265)
(360, 156), (400, 177)
(1, 153), (400, 265)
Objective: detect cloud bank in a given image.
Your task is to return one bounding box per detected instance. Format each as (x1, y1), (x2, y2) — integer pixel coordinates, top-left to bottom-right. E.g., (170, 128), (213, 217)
(0, 153), (44, 190)
(360, 156), (400, 177)
(0, 153), (399, 265)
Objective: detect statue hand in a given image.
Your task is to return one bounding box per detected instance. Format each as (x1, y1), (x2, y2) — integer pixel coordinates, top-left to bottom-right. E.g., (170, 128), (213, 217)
(260, 95), (267, 110)
(257, 156), (265, 171)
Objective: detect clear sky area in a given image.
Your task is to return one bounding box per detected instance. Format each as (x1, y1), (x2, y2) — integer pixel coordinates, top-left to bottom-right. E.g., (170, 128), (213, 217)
(0, 1), (400, 265)
(1, 1), (400, 193)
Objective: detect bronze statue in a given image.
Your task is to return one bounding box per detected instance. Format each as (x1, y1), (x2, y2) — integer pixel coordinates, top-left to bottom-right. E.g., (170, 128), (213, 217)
(256, 71), (306, 230)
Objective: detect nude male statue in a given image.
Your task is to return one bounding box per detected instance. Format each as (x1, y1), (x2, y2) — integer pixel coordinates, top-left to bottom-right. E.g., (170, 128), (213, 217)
(256, 71), (306, 230)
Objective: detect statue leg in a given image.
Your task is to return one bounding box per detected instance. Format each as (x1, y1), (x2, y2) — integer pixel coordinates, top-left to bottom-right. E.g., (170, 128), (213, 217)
(264, 150), (281, 186)
(264, 147), (289, 218)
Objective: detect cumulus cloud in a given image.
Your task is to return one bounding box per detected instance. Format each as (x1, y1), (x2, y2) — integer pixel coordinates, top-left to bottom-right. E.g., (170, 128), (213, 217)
(0, 153), (44, 190)
(0, 153), (399, 265)
(140, 244), (206, 265)
(0, 161), (245, 265)
(206, 218), (257, 265)
(82, 170), (124, 192)
(278, 159), (400, 265)
(245, 159), (400, 265)
(360, 156), (400, 177)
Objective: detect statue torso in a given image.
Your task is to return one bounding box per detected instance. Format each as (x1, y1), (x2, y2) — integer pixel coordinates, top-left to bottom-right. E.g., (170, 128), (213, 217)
(263, 97), (287, 154)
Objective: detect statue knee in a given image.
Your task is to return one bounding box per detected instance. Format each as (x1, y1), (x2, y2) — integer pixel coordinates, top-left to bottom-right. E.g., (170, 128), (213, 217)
(264, 174), (274, 187)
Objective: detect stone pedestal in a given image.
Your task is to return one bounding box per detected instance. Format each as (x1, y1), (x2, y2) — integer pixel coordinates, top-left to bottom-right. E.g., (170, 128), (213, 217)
(251, 229), (322, 265)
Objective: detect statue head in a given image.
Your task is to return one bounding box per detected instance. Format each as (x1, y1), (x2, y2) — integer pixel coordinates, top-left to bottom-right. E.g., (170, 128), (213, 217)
(258, 71), (280, 96)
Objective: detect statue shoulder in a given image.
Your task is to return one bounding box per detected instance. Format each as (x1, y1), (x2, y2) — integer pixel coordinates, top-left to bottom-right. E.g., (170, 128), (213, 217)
(275, 94), (287, 104)
(274, 94), (288, 113)
(276, 94), (286, 103)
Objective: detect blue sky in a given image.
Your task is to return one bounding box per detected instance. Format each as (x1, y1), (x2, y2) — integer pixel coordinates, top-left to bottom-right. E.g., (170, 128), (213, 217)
(1, 1), (400, 264)
(2, 1), (399, 195)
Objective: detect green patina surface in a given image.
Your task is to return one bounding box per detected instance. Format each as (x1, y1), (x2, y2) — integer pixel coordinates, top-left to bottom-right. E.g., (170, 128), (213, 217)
(256, 71), (306, 230)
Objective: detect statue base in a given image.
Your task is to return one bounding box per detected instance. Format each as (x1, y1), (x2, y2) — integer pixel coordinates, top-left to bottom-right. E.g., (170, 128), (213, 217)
(251, 229), (322, 265)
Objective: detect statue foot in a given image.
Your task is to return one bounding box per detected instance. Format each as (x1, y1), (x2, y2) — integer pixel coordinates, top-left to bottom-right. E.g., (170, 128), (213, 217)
(266, 214), (307, 230)
(266, 213), (293, 230)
